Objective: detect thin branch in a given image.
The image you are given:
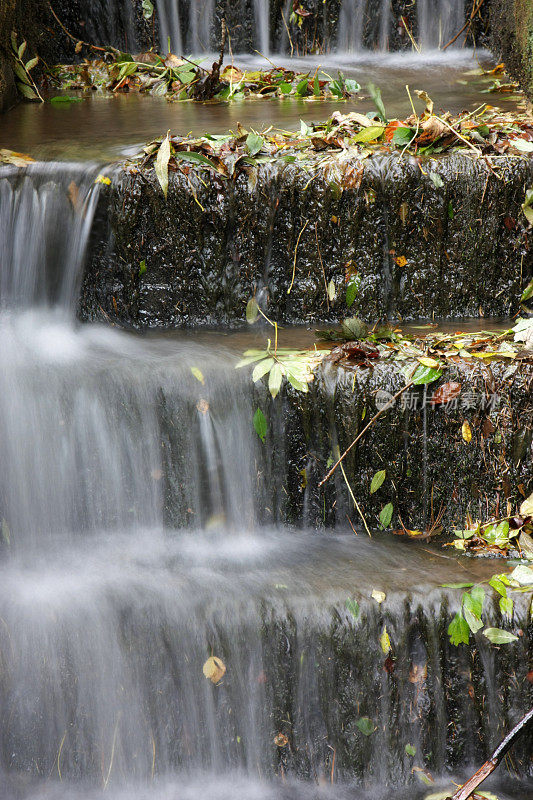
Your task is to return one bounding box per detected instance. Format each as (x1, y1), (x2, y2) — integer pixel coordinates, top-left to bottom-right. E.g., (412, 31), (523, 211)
(442, 0), (487, 51)
(318, 380), (414, 487)
(48, 2), (117, 54)
(450, 707), (533, 800)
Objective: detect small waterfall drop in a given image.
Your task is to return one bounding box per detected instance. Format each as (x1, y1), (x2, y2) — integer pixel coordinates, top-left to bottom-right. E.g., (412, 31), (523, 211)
(417, 0), (466, 49)
(337, 0), (366, 54)
(156, 0), (183, 53)
(253, 0), (270, 54)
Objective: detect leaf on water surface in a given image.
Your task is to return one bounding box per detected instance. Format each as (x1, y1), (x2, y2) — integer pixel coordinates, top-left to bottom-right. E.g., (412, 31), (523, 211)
(0, 148), (34, 167)
(461, 420), (472, 443)
(356, 717), (375, 736)
(345, 598), (360, 621)
(370, 469), (386, 494)
(202, 656), (226, 683)
(441, 582), (474, 589)
(483, 628), (518, 644)
(155, 132), (171, 199)
(379, 626), (391, 654)
(379, 502), (393, 528)
(190, 366), (205, 384)
(448, 612), (470, 645)
(246, 132), (264, 156)
(253, 408), (267, 443)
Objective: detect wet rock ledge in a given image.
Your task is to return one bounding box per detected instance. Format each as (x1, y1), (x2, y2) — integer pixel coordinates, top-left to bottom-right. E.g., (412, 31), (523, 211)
(80, 152), (533, 328)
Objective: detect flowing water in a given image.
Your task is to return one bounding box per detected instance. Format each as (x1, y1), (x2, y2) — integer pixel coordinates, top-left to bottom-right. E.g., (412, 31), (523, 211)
(0, 161), (531, 800)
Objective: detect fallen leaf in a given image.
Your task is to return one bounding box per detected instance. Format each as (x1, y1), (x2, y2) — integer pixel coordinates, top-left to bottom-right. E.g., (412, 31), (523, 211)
(372, 589), (386, 603)
(462, 420), (472, 443)
(274, 733), (288, 747)
(520, 492), (533, 517)
(379, 626), (391, 654)
(431, 381), (461, 405)
(202, 656), (226, 683)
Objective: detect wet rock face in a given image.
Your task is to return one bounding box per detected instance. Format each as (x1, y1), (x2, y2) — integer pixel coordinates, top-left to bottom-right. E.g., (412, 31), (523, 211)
(491, 0), (533, 98)
(261, 358), (533, 532)
(0, 0), (16, 113)
(80, 153), (533, 329)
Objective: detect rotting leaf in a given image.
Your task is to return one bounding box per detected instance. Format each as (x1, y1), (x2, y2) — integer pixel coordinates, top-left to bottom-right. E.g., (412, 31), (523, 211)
(274, 733), (288, 747)
(202, 656), (226, 683)
(246, 297), (259, 324)
(431, 381), (461, 405)
(519, 491), (533, 517)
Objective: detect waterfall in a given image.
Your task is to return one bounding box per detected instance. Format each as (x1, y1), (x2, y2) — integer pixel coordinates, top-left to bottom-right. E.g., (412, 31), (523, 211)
(156, 0), (183, 53)
(417, 0), (466, 49)
(337, 0), (366, 54)
(253, 0), (270, 54)
(189, 0), (215, 52)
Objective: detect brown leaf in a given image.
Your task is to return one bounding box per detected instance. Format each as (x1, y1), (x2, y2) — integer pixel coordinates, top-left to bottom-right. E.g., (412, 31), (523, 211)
(202, 656), (226, 684)
(409, 663), (427, 684)
(430, 381), (461, 405)
(274, 733), (289, 747)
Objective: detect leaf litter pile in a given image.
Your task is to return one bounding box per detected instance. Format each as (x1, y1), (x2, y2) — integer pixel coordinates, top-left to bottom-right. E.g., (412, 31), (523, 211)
(130, 86), (533, 199)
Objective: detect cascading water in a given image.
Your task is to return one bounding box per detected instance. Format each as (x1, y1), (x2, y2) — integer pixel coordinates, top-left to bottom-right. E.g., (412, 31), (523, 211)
(0, 159), (531, 800)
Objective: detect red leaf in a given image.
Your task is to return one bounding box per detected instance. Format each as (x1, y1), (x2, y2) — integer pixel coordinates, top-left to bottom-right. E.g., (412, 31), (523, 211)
(430, 381), (461, 405)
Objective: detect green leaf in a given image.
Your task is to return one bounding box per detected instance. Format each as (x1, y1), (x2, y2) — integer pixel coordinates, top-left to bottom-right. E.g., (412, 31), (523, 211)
(286, 371), (308, 392)
(253, 407), (267, 442)
(370, 469), (386, 494)
(279, 82), (292, 94)
(448, 612), (470, 645)
(155, 132), (171, 199)
(50, 95), (82, 103)
(468, 585), (485, 618)
(447, 200), (454, 220)
(18, 41), (27, 59)
(344, 78), (361, 93)
(352, 126), (385, 143)
(142, 0), (154, 19)
(411, 365), (443, 385)
(190, 366), (204, 384)
(268, 363), (283, 398)
(379, 502), (393, 528)
(367, 82), (386, 122)
(313, 74), (320, 97)
(463, 605), (483, 634)
(405, 743), (416, 757)
(139, 259), (147, 276)
(483, 627), (518, 644)
(25, 56), (38, 72)
(508, 565), (533, 586)
(16, 81), (38, 100)
(296, 77), (309, 97)
(174, 150), (216, 169)
(392, 127), (414, 146)
(14, 62), (30, 85)
(429, 171), (444, 189)
(346, 274), (361, 307)
(489, 577), (508, 597)
(345, 598), (360, 621)
(499, 596), (513, 617)
(252, 358), (274, 382)
(246, 297), (259, 324)
(356, 717), (375, 736)
(246, 132), (264, 156)
(441, 582), (474, 589)
(521, 277), (533, 303)
(379, 625), (391, 653)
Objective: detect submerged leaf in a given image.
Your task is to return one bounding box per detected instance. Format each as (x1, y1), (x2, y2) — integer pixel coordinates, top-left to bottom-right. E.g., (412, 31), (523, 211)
(483, 628), (518, 644)
(356, 717), (375, 736)
(202, 656), (226, 683)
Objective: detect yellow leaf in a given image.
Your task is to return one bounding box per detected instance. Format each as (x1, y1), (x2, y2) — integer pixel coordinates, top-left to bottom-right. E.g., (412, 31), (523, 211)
(95, 174), (111, 185)
(418, 357), (440, 368)
(372, 589), (386, 603)
(202, 656), (226, 684)
(379, 626), (391, 654)
(462, 420), (472, 443)
(395, 255), (407, 267)
(191, 366), (205, 384)
(520, 492), (533, 517)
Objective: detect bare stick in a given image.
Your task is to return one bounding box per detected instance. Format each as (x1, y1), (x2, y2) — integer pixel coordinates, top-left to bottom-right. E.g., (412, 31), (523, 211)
(450, 707), (533, 800)
(442, 0), (486, 51)
(48, 2), (117, 54)
(318, 380), (414, 487)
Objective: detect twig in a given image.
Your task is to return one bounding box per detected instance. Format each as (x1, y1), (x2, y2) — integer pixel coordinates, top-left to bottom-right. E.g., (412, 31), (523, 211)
(450, 707), (533, 800)
(287, 220), (309, 294)
(48, 2), (117, 54)
(442, 0), (486, 51)
(280, 6), (294, 57)
(318, 380), (414, 487)
(340, 460), (372, 536)
(400, 16), (421, 53)
(434, 114), (482, 156)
